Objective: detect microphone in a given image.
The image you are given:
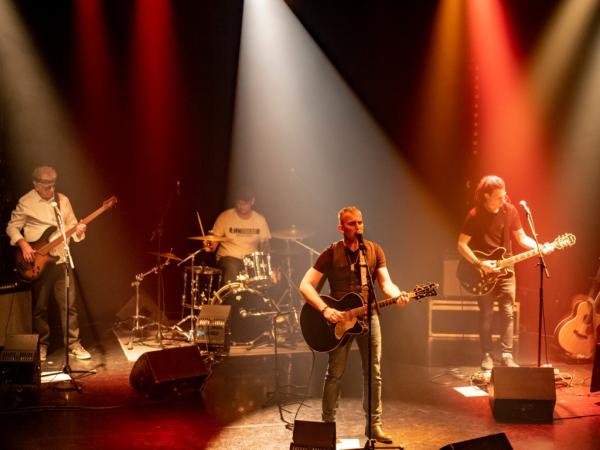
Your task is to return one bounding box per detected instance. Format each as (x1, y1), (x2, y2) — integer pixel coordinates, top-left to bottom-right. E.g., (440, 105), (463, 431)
(356, 232), (365, 249)
(519, 200), (531, 215)
(50, 200), (62, 217)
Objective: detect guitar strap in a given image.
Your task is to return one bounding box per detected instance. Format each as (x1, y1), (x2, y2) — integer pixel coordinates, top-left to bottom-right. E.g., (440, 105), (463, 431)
(503, 204), (512, 256)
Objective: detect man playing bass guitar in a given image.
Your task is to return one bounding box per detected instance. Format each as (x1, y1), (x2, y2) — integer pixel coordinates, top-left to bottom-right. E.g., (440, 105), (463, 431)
(457, 175), (553, 371)
(299, 206), (409, 444)
(6, 165), (91, 362)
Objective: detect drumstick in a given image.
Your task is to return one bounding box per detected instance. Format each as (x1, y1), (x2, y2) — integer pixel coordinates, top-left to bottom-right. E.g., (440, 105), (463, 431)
(196, 211), (206, 236)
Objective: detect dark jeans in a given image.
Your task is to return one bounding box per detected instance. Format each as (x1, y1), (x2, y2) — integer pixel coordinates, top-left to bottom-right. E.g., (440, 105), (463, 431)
(322, 314), (383, 426)
(216, 256), (244, 286)
(31, 263), (81, 350)
(477, 275), (516, 355)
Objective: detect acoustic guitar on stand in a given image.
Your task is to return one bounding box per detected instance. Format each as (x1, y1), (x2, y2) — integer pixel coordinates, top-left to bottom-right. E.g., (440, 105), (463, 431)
(15, 196), (118, 282)
(554, 259), (600, 360)
(457, 233), (576, 296)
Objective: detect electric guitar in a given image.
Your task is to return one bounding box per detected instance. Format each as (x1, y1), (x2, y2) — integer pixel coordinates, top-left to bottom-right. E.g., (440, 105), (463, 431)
(300, 283), (438, 353)
(554, 259), (600, 359)
(15, 196), (118, 281)
(457, 233), (576, 296)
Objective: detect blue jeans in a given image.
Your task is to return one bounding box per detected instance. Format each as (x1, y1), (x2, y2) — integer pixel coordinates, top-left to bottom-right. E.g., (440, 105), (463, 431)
(477, 275), (516, 355)
(322, 313), (382, 426)
(216, 256), (244, 285)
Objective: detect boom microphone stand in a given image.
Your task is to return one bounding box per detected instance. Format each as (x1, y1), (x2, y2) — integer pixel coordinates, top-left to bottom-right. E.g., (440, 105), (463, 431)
(520, 201), (550, 367)
(356, 234), (402, 450)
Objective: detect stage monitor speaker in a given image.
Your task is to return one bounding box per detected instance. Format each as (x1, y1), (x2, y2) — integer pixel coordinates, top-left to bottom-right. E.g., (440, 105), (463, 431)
(489, 367), (555, 422)
(591, 343), (600, 393)
(0, 334), (40, 386)
(289, 420), (336, 450)
(129, 346), (208, 398)
(439, 432), (512, 449)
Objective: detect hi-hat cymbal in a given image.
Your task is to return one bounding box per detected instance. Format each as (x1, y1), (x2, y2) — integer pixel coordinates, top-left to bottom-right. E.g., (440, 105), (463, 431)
(187, 235), (227, 242)
(271, 227), (313, 240)
(148, 251), (182, 261)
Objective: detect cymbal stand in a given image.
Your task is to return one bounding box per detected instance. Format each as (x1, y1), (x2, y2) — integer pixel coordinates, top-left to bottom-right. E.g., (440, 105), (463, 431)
(276, 239), (319, 343)
(126, 260), (169, 349)
(173, 248), (203, 341)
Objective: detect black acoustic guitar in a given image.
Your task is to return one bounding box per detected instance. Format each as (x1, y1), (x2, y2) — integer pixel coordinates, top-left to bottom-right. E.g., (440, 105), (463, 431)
(456, 233), (576, 296)
(300, 283), (438, 353)
(15, 196), (118, 281)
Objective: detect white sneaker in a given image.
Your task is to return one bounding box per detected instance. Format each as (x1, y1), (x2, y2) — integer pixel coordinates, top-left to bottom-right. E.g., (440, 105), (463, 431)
(69, 344), (91, 360)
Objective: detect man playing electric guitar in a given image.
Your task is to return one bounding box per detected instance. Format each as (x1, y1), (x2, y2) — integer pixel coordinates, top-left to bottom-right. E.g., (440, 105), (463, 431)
(6, 165), (91, 362)
(299, 206), (409, 445)
(457, 175), (553, 371)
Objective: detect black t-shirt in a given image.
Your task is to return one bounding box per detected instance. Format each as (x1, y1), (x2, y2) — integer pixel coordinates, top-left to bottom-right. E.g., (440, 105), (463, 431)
(461, 203), (522, 254)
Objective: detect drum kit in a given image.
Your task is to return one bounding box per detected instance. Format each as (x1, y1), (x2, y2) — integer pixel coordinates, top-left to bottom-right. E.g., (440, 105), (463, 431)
(124, 226), (317, 352)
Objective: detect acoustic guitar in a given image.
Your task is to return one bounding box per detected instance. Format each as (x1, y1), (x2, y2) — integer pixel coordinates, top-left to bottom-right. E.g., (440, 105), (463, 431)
(457, 233), (576, 296)
(300, 283), (438, 353)
(554, 260), (600, 359)
(15, 196), (118, 281)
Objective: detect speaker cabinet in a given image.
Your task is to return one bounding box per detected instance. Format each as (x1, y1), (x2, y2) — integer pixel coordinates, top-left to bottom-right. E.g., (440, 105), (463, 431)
(489, 367), (555, 422)
(439, 432), (512, 449)
(0, 334), (40, 386)
(289, 420), (336, 450)
(129, 346), (208, 398)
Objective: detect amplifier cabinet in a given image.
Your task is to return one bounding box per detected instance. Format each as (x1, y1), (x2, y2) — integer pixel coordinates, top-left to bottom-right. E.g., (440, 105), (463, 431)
(429, 299), (520, 339)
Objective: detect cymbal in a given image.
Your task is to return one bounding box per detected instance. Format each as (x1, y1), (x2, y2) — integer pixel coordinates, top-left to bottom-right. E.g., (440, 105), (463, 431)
(187, 235), (227, 242)
(148, 251), (182, 261)
(271, 227), (313, 240)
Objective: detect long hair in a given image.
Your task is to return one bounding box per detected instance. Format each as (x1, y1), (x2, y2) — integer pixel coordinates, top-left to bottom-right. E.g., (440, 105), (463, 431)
(474, 175), (505, 208)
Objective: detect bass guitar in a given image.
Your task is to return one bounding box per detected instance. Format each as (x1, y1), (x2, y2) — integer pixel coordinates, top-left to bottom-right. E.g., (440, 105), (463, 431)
(300, 283), (438, 353)
(457, 233), (576, 296)
(15, 196), (118, 281)
(554, 259), (600, 359)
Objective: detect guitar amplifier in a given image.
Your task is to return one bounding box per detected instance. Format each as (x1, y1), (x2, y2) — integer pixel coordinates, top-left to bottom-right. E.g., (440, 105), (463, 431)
(196, 305), (231, 353)
(429, 299), (520, 339)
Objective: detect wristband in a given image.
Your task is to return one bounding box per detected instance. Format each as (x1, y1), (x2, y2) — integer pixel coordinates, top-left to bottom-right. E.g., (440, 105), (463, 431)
(321, 305), (329, 314)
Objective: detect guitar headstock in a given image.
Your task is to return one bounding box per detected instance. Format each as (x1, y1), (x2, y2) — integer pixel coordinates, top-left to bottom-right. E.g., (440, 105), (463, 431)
(552, 233), (576, 250)
(412, 282), (439, 300)
(103, 196), (118, 209)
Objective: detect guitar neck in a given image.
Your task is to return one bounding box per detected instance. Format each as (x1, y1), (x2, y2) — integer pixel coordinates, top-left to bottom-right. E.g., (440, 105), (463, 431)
(38, 204), (112, 255)
(496, 248), (541, 269)
(349, 291), (418, 317)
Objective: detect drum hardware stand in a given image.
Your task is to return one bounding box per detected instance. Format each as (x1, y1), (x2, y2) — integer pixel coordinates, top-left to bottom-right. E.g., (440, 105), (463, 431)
(125, 261), (168, 350)
(173, 249), (203, 342)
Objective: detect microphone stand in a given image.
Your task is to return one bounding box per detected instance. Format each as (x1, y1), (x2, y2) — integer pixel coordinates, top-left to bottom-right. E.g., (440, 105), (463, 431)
(355, 237), (402, 450)
(523, 205), (550, 368)
(45, 203), (95, 391)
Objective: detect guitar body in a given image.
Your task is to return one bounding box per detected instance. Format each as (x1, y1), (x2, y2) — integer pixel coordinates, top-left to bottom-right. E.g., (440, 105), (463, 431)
(554, 297), (595, 359)
(15, 226), (59, 282)
(456, 247), (513, 296)
(300, 292), (367, 353)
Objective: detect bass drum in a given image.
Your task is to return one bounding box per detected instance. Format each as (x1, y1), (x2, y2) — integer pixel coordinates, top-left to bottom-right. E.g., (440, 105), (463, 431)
(211, 282), (273, 344)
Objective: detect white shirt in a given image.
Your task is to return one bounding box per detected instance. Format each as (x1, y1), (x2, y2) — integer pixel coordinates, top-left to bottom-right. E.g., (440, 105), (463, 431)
(6, 189), (84, 263)
(212, 208), (271, 260)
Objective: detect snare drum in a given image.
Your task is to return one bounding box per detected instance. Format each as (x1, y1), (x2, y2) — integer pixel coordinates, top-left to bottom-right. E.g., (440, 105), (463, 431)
(242, 251), (274, 289)
(182, 266), (222, 309)
(211, 282), (273, 344)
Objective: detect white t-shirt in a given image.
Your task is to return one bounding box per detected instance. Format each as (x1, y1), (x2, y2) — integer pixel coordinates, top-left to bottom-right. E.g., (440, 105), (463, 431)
(212, 208), (271, 260)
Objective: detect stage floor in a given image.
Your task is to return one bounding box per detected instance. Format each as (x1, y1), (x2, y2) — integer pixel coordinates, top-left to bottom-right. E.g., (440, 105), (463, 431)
(1, 325), (599, 450)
